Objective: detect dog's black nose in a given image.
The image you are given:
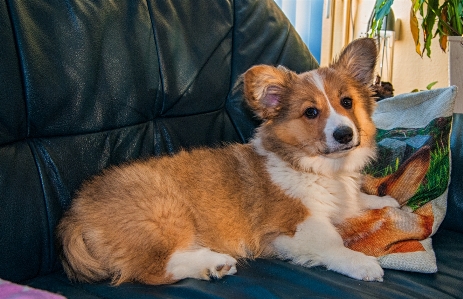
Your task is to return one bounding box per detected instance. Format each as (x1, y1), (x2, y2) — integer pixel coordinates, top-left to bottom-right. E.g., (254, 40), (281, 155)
(333, 126), (353, 144)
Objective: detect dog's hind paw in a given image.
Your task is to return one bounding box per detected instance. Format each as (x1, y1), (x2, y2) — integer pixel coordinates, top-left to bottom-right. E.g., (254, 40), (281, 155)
(167, 248), (237, 281)
(205, 259), (238, 280)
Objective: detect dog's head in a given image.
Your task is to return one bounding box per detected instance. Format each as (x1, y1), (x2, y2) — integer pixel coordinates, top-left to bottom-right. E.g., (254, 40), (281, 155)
(243, 38), (378, 175)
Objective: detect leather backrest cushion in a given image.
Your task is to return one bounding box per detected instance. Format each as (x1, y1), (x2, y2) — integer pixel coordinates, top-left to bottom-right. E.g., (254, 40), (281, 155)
(443, 114), (463, 232)
(0, 0), (318, 281)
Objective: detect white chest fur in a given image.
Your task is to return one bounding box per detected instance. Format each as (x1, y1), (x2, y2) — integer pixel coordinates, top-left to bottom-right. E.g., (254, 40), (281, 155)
(263, 149), (364, 224)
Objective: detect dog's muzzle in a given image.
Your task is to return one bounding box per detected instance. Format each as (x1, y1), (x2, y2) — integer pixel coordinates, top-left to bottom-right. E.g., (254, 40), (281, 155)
(323, 125), (359, 156)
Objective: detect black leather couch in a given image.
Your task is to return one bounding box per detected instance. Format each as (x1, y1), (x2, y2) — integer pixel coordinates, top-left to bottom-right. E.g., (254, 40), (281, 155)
(1, 0), (462, 298)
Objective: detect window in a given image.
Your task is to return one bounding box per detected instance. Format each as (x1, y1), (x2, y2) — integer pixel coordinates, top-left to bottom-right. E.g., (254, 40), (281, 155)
(275, 0), (324, 63)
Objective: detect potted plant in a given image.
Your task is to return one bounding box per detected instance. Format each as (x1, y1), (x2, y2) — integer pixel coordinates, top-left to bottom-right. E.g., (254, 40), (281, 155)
(369, 0), (462, 57)
(370, 0), (463, 113)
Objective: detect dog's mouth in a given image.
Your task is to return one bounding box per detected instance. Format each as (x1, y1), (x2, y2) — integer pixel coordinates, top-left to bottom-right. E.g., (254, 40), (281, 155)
(322, 142), (360, 157)
(299, 139), (361, 158)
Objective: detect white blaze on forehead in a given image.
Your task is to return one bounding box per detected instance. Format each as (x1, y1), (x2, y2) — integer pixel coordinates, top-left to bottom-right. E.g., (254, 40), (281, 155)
(310, 73), (329, 101)
(309, 73), (358, 147)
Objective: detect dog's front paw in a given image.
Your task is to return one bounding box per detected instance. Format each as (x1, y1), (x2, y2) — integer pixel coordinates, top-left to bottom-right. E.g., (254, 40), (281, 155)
(400, 205), (414, 213)
(380, 195), (400, 209)
(360, 193), (400, 210)
(329, 251), (384, 282)
(348, 253), (384, 282)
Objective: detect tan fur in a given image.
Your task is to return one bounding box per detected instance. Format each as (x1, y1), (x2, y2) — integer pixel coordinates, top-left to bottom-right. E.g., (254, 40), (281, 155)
(57, 38), (383, 285)
(58, 145), (309, 285)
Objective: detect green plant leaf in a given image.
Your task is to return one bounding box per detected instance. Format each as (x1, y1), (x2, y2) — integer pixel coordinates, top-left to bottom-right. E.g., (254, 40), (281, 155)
(370, 0), (394, 35)
(423, 0), (439, 57)
(454, 0), (463, 35)
(426, 81), (438, 90)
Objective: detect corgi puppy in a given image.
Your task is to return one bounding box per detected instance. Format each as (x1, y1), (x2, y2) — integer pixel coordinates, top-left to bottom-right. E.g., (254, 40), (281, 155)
(57, 38), (399, 285)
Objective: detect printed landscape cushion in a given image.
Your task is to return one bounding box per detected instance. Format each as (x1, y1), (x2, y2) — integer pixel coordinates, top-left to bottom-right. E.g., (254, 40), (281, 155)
(338, 86), (457, 273)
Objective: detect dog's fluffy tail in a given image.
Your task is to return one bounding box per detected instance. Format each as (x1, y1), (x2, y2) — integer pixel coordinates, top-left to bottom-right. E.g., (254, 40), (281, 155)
(56, 214), (108, 283)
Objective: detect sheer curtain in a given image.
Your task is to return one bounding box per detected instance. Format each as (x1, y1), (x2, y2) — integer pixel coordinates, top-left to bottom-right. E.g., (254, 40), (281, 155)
(275, 0), (324, 63)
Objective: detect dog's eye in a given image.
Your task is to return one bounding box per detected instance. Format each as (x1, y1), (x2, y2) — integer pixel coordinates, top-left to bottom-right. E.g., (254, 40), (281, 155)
(304, 107), (319, 119)
(341, 97), (353, 109)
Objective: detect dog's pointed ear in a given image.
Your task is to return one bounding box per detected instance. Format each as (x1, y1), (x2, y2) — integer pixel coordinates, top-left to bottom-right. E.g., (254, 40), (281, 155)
(243, 65), (293, 120)
(330, 38), (378, 86)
